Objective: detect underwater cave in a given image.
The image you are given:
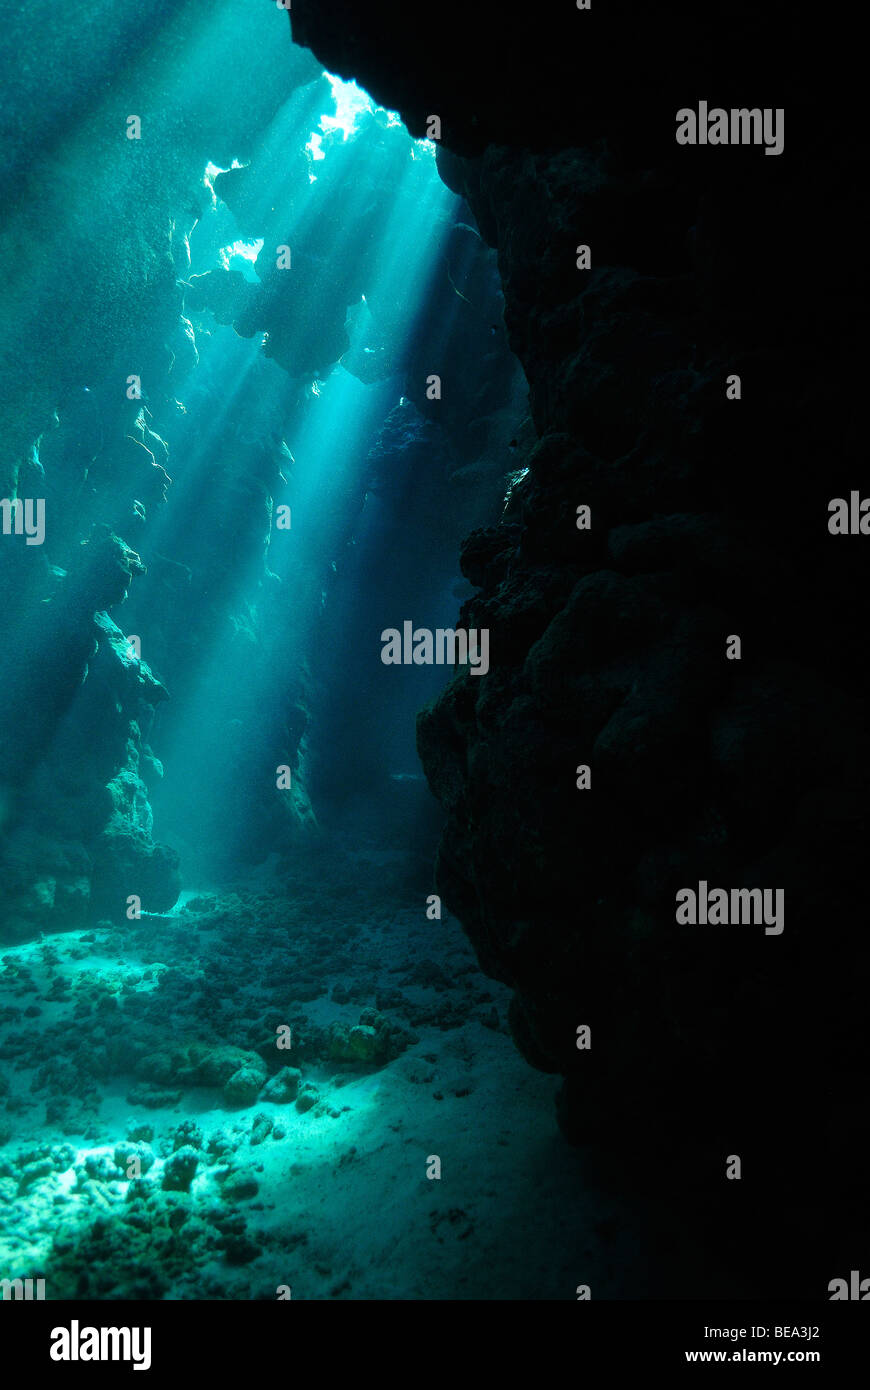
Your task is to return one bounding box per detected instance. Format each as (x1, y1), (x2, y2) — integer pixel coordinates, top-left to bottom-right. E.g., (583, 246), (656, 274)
(0, 0), (866, 1328)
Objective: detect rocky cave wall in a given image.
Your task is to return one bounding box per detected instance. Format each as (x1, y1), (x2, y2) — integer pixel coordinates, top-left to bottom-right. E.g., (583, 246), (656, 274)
(288, 1), (867, 1289)
(0, 2), (325, 936)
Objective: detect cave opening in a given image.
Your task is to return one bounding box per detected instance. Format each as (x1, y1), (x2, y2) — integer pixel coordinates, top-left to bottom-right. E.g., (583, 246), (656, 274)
(3, 0), (853, 1313)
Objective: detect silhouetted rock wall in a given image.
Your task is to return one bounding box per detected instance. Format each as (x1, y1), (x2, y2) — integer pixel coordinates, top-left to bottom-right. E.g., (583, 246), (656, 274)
(290, 0), (867, 1291)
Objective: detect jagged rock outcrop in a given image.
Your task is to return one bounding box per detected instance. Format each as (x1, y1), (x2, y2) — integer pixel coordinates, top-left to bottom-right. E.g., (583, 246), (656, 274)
(0, 528), (180, 932)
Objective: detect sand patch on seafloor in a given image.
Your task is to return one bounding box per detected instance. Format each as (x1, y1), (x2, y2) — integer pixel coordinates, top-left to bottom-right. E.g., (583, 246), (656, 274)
(0, 850), (723, 1299)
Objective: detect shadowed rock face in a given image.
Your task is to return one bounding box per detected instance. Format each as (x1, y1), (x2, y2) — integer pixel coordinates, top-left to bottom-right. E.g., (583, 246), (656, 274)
(288, 1), (799, 156)
(291, 3), (867, 1290)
